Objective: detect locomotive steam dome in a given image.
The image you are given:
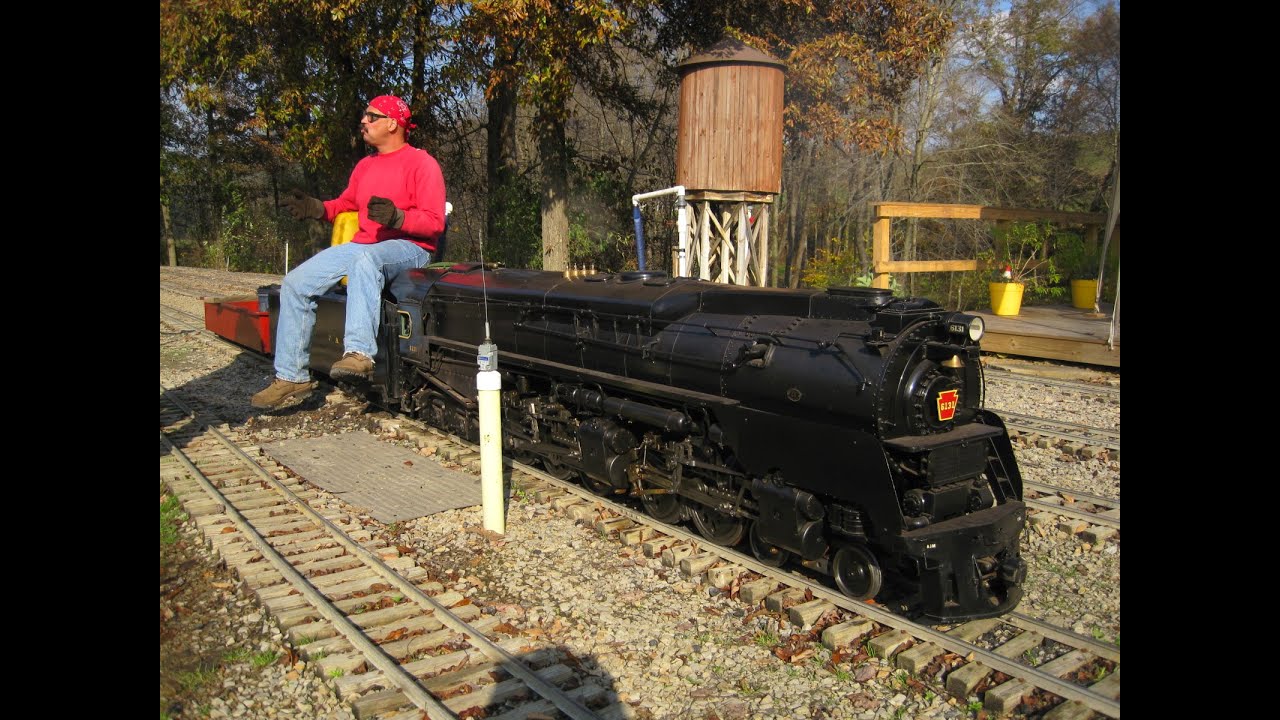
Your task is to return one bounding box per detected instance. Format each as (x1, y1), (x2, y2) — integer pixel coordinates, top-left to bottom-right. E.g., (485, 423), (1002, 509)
(675, 38), (785, 194)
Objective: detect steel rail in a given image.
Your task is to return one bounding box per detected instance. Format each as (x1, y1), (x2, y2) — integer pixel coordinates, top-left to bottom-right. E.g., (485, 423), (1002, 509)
(984, 370), (1120, 399)
(1000, 410), (1120, 451)
(160, 386), (604, 720)
(159, 408), (456, 718)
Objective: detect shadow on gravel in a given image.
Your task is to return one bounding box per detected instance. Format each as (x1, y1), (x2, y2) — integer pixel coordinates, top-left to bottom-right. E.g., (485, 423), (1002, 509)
(164, 349), (331, 427)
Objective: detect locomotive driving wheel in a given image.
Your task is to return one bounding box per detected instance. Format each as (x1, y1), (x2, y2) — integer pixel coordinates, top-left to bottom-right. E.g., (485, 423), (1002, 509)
(640, 490), (683, 524)
(690, 505), (746, 547)
(831, 544), (883, 600)
(541, 456), (577, 481)
(748, 522), (792, 567)
(583, 475), (617, 497)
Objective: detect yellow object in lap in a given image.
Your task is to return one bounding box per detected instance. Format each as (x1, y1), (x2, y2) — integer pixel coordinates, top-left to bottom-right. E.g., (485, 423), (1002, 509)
(331, 211), (359, 285)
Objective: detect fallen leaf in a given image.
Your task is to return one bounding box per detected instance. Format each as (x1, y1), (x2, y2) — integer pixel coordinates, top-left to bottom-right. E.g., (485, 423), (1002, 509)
(788, 648), (814, 663)
(220, 526), (237, 534)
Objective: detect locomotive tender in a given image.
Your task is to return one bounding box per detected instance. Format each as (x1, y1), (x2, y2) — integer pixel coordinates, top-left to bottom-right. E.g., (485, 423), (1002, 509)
(263, 263), (1027, 621)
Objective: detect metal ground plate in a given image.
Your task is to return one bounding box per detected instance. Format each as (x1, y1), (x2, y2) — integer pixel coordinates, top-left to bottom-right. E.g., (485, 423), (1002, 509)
(262, 432), (483, 523)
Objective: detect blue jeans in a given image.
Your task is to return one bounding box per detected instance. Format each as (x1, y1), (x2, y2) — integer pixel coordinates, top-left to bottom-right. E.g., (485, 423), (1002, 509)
(273, 240), (430, 383)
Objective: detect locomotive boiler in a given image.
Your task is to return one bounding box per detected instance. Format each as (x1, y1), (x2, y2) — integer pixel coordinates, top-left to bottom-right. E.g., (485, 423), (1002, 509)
(266, 264), (1027, 621)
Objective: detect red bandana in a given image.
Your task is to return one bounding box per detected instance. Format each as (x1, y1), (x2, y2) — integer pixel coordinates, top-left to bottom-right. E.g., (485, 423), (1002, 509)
(369, 95), (416, 130)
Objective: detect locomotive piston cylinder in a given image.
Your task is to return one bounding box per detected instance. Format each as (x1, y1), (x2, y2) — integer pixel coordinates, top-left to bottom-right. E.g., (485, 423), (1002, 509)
(751, 480), (827, 560)
(577, 418), (635, 489)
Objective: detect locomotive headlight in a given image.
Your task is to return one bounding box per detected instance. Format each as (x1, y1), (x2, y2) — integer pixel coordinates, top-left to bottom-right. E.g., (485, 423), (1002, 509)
(947, 314), (984, 342)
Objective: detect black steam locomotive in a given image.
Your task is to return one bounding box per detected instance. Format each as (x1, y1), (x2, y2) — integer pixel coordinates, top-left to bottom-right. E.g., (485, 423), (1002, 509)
(264, 264), (1027, 621)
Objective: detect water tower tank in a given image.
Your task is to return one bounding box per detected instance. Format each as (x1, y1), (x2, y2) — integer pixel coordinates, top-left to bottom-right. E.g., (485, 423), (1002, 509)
(676, 38), (785, 195)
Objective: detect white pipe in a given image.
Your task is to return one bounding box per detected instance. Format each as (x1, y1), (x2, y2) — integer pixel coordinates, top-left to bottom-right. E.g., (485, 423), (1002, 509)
(677, 200), (690, 277)
(477, 369), (505, 534)
(632, 185), (688, 277)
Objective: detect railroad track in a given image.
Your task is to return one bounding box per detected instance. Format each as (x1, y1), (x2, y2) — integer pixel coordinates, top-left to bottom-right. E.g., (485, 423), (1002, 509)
(983, 369), (1120, 455)
(160, 270), (281, 302)
(1024, 481), (1119, 532)
(984, 370), (1120, 401)
(161, 303), (212, 332)
(159, 283), (213, 301)
(371, 415), (1121, 720)
(160, 386), (627, 720)
(999, 411), (1120, 454)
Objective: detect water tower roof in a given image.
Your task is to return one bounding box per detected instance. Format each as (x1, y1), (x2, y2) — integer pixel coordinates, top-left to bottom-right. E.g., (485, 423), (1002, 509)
(677, 38), (786, 72)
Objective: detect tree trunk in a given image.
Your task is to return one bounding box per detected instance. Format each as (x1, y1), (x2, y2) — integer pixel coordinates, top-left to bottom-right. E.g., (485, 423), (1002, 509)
(786, 142), (817, 288)
(485, 67), (518, 247)
(162, 198), (176, 266)
(539, 112), (569, 272)
(410, 1), (437, 113)
(161, 171), (177, 266)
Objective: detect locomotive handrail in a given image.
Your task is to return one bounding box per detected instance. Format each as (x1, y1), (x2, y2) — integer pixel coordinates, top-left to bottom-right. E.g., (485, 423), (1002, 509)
(427, 336), (741, 409)
(826, 336), (871, 389)
(513, 321), (725, 371)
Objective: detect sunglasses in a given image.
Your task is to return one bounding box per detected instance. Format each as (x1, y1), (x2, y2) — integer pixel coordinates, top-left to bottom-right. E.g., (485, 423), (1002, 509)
(362, 111), (390, 123)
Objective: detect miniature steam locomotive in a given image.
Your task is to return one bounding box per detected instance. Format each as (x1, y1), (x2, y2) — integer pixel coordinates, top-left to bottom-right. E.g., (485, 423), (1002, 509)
(263, 264), (1027, 621)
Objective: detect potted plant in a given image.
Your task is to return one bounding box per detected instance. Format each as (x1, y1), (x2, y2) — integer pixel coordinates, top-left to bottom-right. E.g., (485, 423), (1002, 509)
(1053, 233), (1101, 309)
(980, 222), (1062, 316)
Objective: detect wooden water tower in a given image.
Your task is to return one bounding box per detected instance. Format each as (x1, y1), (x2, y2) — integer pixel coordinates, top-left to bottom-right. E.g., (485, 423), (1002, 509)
(676, 38), (785, 286)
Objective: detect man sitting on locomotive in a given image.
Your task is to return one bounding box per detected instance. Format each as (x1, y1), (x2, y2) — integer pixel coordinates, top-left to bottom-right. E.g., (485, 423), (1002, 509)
(252, 94), (448, 410)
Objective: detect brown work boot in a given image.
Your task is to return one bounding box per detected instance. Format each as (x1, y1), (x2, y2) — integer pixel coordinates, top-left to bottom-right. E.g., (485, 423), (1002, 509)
(251, 378), (316, 409)
(330, 351), (374, 381)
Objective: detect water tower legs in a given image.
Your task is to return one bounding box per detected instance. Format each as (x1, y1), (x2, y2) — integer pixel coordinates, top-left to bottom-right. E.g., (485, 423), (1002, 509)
(684, 195), (773, 286)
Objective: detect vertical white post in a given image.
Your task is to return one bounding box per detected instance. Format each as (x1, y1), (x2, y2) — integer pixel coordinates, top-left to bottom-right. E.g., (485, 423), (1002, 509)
(477, 370), (505, 534)
(699, 202), (711, 280)
(676, 189), (689, 277)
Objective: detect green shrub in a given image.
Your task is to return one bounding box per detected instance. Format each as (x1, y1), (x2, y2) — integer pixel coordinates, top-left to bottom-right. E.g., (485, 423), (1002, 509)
(1053, 232), (1101, 280)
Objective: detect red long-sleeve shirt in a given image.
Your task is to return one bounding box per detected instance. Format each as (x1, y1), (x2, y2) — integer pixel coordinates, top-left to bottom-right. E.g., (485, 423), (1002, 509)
(322, 145), (447, 252)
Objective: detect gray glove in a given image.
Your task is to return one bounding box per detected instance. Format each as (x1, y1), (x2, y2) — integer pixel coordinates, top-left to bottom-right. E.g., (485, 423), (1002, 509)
(367, 196), (405, 229)
(282, 189), (325, 220)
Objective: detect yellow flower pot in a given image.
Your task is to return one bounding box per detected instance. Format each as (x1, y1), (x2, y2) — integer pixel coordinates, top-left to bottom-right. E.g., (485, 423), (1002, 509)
(989, 282), (1024, 316)
(1070, 279), (1098, 310)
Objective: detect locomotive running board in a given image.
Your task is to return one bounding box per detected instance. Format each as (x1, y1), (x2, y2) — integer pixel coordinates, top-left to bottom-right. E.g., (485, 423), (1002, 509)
(882, 423), (1003, 452)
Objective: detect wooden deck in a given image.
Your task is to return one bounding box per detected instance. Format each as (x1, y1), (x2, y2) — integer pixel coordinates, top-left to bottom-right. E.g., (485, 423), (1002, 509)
(974, 303), (1119, 368)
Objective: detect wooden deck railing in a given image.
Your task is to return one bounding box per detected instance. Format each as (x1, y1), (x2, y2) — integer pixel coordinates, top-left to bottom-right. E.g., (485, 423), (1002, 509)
(870, 202), (1109, 289)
